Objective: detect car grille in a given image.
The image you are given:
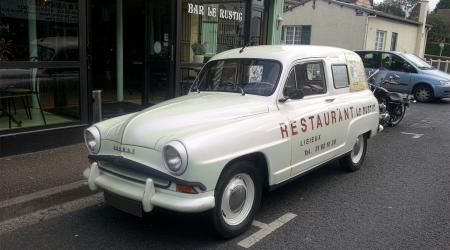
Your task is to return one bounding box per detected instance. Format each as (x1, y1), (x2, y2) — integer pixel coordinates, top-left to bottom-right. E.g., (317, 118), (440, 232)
(98, 161), (171, 188)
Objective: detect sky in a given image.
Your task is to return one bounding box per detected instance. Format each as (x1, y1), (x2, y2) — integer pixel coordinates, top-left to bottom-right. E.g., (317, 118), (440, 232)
(373, 0), (440, 11)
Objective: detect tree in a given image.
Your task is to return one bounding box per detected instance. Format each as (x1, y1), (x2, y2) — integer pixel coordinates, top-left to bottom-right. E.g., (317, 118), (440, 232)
(436, 0), (450, 10)
(373, 0), (420, 18)
(374, 2), (405, 17)
(426, 13), (450, 43)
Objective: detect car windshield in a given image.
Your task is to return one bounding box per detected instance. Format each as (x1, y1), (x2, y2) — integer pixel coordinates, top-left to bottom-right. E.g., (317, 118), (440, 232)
(193, 59), (282, 96)
(402, 53), (433, 69)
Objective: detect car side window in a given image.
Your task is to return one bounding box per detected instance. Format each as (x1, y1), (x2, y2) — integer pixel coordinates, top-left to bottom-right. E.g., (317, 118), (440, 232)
(295, 62), (326, 96)
(283, 61), (327, 97)
(331, 65), (349, 88)
(381, 53), (413, 73)
(283, 68), (297, 96)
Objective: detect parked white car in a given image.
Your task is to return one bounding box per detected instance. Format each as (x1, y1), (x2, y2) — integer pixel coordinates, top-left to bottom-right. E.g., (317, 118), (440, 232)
(83, 45), (380, 238)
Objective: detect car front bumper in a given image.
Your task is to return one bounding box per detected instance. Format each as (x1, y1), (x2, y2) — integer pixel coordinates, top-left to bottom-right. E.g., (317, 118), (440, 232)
(434, 85), (450, 98)
(83, 162), (215, 213)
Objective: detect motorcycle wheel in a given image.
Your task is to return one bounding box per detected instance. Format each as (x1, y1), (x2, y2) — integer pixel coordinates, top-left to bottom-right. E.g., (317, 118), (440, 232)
(387, 103), (406, 127)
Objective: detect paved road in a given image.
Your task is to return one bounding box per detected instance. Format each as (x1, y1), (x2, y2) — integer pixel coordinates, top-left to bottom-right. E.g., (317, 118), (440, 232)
(1, 100), (449, 249)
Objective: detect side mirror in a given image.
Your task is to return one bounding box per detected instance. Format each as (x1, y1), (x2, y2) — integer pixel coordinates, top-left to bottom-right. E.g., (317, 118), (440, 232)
(280, 88), (304, 102)
(290, 89), (305, 100)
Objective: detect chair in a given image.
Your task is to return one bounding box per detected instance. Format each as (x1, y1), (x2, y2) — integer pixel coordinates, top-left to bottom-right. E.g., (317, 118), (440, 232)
(3, 69), (47, 126)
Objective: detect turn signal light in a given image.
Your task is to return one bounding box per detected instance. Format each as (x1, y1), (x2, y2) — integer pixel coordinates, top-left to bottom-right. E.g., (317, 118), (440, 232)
(176, 184), (198, 194)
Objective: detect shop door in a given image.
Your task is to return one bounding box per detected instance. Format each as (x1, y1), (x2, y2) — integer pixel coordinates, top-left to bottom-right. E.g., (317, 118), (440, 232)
(145, 0), (175, 105)
(88, 0), (146, 119)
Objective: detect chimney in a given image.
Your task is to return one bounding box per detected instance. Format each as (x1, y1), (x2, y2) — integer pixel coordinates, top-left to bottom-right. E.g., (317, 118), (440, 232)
(415, 0), (429, 57)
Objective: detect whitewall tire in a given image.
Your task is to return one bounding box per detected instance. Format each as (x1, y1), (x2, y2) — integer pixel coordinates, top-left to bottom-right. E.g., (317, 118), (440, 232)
(212, 160), (262, 238)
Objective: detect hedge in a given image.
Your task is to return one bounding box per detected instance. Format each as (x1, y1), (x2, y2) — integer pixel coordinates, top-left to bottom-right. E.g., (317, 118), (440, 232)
(425, 42), (450, 57)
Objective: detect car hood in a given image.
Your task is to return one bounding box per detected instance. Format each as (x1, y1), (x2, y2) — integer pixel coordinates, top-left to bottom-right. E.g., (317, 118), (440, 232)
(421, 69), (450, 80)
(102, 93), (269, 149)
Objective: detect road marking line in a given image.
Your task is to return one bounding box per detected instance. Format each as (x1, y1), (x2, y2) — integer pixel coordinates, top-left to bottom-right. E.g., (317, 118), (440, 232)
(401, 132), (424, 139)
(252, 220), (269, 229)
(0, 193), (103, 236)
(0, 180), (86, 209)
(238, 213), (297, 248)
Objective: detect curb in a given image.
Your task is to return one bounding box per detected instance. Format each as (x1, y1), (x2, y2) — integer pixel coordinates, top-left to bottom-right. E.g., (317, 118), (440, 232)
(0, 181), (98, 222)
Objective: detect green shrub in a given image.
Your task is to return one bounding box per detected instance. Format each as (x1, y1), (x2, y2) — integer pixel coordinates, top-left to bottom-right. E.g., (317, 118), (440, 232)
(425, 42), (450, 57)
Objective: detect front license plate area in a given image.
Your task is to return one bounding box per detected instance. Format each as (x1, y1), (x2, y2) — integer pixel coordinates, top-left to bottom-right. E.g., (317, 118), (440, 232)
(104, 191), (143, 217)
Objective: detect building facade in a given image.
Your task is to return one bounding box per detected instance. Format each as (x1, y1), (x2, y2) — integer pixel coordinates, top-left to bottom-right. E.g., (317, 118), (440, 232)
(282, 0), (428, 56)
(0, 0), (284, 156)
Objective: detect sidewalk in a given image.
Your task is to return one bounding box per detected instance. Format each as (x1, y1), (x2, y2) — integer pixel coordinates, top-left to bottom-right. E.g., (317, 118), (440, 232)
(0, 143), (93, 221)
(0, 143), (88, 201)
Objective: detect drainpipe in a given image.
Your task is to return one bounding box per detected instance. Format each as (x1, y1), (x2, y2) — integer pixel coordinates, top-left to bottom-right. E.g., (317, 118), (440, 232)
(415, 0), (429, 57)
(363, 14), (373, 50)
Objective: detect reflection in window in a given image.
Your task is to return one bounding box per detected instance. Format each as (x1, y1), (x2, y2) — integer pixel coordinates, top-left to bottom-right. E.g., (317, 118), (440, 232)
(0, 0), (79, 62)
(194, 59), (281, 96)
(0, 67), (80, 130)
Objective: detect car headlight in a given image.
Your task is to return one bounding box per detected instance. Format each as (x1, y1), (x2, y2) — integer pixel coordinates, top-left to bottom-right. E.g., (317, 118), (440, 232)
(163, 141), (188, 175)
(439, 80), (450, 86)
(84, 127), (101, 154)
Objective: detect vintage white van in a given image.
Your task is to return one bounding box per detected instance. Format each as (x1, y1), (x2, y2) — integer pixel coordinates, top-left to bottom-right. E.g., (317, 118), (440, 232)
(83, 45), (380, 238)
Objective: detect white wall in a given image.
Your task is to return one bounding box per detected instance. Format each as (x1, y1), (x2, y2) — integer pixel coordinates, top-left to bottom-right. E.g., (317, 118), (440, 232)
(283, 0), (367, 50)
(365, 17), (419, 54)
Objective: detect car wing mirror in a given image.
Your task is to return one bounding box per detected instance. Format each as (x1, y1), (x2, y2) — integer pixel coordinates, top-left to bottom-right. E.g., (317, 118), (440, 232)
(279, 89), (304, 103)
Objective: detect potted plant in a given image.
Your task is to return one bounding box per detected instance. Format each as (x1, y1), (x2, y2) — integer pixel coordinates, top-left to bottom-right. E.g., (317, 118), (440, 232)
(0, 38), (13, 61)
(191, 42), (207, 63)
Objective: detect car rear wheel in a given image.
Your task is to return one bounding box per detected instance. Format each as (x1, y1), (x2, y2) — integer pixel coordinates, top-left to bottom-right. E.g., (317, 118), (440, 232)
(212, 160), (262, 239)
(340, 134), (367, 172)
(413, 84), (433, 103)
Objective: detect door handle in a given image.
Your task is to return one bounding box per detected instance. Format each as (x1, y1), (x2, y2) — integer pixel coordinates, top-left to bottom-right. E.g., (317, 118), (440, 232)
(325, 98), (335, 103)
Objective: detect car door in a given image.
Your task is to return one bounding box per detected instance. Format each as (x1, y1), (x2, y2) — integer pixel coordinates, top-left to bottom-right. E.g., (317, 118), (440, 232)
(278, 60), (337, 176)
(380, 53), (412, 93)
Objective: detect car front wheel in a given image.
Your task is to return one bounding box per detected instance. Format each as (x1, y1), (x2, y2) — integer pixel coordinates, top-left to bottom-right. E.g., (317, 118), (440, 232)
(414, 84), (433, 103)
(212, 160), (262, 238)
(340, 134), (367, 172)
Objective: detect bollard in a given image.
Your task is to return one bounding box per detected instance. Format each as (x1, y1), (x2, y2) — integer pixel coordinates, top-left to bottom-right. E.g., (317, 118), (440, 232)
(92, 90), (103, 122)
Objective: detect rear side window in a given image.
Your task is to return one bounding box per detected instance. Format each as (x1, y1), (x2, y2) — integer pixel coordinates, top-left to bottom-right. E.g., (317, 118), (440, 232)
(332, 65), (349, 88)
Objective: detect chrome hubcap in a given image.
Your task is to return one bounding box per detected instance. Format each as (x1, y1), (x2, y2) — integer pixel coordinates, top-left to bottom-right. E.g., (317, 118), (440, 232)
(351, 135), (364, 164)
(221, 173), (255, 226)
(416, 88), (430, 101)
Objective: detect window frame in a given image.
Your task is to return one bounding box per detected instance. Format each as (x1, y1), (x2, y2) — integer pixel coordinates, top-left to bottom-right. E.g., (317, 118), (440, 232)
(281, 25), (311, 45)
(375, 30), (386, 51)
(331, 64), (350, 89)
(390, 32), (398, 51)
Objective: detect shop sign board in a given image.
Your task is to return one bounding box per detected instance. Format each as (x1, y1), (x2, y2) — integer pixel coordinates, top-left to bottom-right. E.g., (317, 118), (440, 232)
(187, 3), (243, 22)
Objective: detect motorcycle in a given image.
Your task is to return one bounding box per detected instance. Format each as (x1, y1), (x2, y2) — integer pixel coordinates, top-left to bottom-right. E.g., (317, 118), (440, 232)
(367, 69), (412, 127)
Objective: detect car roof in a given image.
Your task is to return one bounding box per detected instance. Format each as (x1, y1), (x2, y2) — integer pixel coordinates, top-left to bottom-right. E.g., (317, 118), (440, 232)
(354, 50), (408, 57)
(211, 45), (354, 64)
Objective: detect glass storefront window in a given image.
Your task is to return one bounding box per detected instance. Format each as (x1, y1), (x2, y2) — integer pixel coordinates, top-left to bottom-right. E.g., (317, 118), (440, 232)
(1, 0), (81, 132)
(181, 0), (247, 63)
